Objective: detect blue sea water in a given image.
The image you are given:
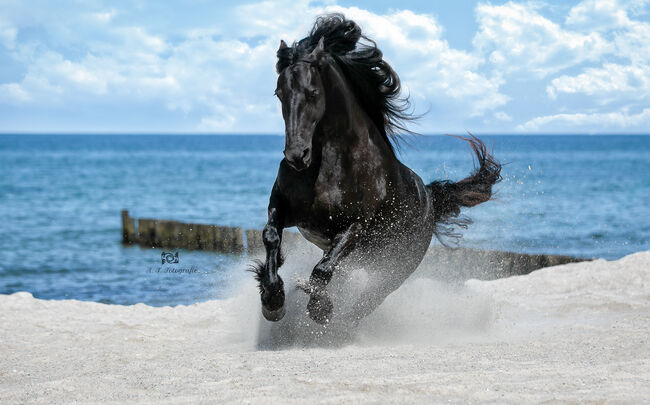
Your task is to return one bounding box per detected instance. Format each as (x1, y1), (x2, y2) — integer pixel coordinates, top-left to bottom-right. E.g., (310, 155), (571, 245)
(0, 134), (648, 306)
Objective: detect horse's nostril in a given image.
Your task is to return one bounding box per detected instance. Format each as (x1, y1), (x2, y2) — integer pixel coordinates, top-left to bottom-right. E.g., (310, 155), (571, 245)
(284, 147), (310, 170)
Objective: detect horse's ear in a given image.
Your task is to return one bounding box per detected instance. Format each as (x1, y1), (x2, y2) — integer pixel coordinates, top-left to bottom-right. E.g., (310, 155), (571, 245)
(315, 36), (325, 54)
(309, 36), (326, 64)
(276, 40), (291, 74)
(312, 37), (325, 58)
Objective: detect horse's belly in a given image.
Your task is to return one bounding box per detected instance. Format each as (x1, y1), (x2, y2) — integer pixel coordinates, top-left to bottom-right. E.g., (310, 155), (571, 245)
(297, 227), (332, 251)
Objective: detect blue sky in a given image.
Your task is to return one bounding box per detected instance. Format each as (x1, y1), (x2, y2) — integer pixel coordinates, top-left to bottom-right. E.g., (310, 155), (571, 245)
(0, 0), (649, 134)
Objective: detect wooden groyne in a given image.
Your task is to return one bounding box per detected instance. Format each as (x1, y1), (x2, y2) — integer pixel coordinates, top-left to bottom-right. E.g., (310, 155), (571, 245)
(419, 245), (585, 281)
(123, 210), (309, 255)
(122, 210), (588, 279)
(122, 210), (243, 254)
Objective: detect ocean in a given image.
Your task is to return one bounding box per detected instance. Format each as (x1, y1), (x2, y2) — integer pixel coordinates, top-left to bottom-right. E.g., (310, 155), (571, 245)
(1, 134), (648, 306)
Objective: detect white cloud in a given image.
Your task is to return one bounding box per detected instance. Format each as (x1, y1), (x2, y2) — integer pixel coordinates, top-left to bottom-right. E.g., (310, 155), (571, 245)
(114, 27), (168, 54)
(233, 0), (317, 38)
(614, 17), (650, 64)
(0, 21), (17, 49)
(565, 0), (632, 30)
(566, 0), (650, 61)
(547, 63), (650, 100)
(474, 2), (611, 77)
(90, 10), (117, 24)
(517, 107), (650, 131)
(494, 111), (513, 121)
(542, 0), (650, 127)
(0, 13), (282, 131)
(0, 83), (31, 103)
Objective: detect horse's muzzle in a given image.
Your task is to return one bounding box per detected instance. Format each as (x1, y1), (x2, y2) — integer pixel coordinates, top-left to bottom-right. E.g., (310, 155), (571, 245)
(284, 147), (311, 171)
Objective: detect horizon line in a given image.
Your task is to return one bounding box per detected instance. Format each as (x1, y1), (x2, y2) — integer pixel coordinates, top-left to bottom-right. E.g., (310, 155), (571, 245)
(1, 132), (649, 136)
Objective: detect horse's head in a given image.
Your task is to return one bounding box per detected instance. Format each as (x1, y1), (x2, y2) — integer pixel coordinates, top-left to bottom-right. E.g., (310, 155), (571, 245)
(275, 37), (327, 171)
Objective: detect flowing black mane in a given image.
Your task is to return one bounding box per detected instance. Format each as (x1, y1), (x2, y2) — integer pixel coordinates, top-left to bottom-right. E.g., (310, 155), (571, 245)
(276, 13), (414, 156)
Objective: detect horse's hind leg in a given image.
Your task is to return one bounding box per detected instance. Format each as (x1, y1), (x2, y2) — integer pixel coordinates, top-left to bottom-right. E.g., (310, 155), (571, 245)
(343, 269), (414, 325)
(300, 222), (363, 324)
(342, 228), (432, 325)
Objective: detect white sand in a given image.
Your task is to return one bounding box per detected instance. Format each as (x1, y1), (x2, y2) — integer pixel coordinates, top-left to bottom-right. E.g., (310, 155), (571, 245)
(1, 251), (648, 404)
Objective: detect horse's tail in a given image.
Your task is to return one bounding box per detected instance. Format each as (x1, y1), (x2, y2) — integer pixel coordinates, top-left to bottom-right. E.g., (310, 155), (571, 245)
(425, 134), (501, 245)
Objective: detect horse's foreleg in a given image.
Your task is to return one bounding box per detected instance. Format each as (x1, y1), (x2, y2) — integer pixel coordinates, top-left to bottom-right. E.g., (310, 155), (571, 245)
(254, 185), (287, 321)
(303, 222), (363, 324)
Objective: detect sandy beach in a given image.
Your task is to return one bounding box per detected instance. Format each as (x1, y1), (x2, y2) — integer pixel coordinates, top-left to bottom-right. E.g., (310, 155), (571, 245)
(1, 251), (648, 404)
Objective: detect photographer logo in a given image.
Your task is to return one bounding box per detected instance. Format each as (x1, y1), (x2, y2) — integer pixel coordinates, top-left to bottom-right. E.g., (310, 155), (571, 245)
(149, 251), (200, 274)
(161, 251), (179, 264)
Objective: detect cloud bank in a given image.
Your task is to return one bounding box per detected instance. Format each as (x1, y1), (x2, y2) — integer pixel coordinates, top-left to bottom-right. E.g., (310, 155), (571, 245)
(0, 0), (648, 133)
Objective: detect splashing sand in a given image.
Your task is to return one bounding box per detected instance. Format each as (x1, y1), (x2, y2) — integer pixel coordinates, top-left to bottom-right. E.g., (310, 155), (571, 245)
(1, 250), (648, 403)
(255, 246), (500, 348)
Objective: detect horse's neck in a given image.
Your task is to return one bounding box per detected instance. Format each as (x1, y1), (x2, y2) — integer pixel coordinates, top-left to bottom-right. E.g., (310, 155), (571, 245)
(317, 63), (389, 158)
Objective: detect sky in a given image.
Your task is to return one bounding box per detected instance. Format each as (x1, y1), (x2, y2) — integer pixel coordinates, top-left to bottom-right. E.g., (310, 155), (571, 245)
(0, 0), (649, 134)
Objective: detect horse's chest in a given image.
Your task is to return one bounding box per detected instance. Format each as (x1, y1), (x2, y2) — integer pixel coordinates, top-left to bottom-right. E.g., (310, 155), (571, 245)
(312, 144), (387, 213)
(313, 162), (346, 209)
(312, 167), (370, 221)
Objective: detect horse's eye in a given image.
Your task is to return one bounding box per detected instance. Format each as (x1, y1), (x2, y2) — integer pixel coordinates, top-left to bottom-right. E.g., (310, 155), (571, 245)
(274, 89), (282, 98)
(310, 89), (319, 99)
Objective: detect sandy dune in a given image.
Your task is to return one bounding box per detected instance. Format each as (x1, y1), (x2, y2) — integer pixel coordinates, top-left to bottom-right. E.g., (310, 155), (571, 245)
(1, 251), (648, 403)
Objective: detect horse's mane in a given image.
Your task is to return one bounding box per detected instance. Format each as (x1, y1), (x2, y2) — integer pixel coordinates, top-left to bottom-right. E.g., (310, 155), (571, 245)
(276, 13), (415, 156)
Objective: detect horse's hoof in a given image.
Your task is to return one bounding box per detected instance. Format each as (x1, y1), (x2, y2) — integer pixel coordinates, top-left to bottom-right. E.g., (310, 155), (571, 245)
(307, 294), (333, 325)
(262, 305), (286, 321)
(260, 276), (285, 322)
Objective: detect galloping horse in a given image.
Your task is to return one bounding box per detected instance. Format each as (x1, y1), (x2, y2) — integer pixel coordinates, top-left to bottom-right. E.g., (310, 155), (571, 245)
(252, 14), (501, 325)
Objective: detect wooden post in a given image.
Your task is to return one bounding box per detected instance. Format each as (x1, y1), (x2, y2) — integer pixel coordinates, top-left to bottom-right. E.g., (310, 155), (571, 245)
(197, 224), (213, 250)
(182, 223), (199, 250)
(121, 210), (136, 244)
(231, 227), (244, 254)
(246, 229), (264, 255)
(155, 220), (170, 248)
(212, 225), (223, 252)
(212, 225), (244, 254)
(137, 218), (156, 247)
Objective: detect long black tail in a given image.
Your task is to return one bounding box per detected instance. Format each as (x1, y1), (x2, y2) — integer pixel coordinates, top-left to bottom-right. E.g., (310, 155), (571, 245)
(426, 134), (502, 244)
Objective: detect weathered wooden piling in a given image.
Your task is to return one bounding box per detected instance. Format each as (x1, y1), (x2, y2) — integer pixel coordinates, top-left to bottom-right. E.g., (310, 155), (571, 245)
(197, 224), (213, 250)
(126, 212), (245, 253)
(246, 229), (264, 255)
(215, 226), (243, 254)
(154, 220), (175, 248)
(121, 210), (136, 244)
(182, 223), (199, 250)
(137, 218), (157, 247)
(419, 246), (586, 281)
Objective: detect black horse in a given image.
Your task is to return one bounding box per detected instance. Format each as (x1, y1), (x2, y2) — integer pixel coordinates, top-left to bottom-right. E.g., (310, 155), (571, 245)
(252, 14), (501, 325)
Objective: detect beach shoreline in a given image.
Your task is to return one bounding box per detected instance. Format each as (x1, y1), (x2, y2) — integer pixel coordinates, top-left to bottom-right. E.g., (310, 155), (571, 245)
(1, 251), (648, 403)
